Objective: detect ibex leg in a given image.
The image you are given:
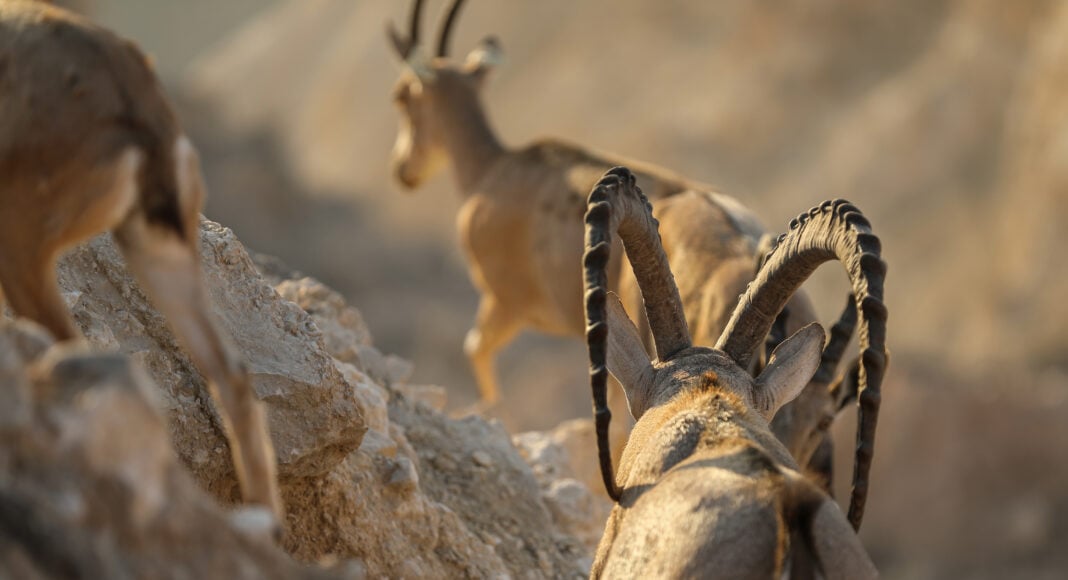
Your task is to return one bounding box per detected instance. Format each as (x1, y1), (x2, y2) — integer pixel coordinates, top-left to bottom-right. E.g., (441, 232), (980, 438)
(464, 296), (520, 406)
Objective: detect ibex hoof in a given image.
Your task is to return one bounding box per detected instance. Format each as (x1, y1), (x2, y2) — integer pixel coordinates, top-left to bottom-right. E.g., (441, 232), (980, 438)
(229, 505), (284, 543)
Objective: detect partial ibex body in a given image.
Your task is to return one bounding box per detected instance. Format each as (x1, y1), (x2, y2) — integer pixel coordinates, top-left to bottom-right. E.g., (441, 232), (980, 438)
(597, 384), (870, 578)
(583, 168), (885, 577)
(387, 0), (857, 488)
(0, 0), (282, 521)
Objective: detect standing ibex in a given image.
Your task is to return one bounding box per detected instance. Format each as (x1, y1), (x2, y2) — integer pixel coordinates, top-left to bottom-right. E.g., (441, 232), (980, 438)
(387, 0), (724, 405)
(0, 0), (282, 522)
(583, 168), (885, 577)
(386, 0), (857, 485)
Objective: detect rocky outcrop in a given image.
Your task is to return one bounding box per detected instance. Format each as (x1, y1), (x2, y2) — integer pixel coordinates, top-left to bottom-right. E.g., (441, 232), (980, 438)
(4, 221), (594, 577)
(273, 276), (414, 391)
(54, 221), (367, 499)
(273, 276), (588, 578)
(0, 320), (335, 580)
(514, 420), (614, 564)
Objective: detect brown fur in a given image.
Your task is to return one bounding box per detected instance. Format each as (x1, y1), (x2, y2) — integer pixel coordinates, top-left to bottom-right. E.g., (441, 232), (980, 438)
(0, 0), (282, 524)
(584, 170), (876, 578)
(591, 357), (876, 579)
(386, 14), (846, 482)
(391, 59), (719, 404)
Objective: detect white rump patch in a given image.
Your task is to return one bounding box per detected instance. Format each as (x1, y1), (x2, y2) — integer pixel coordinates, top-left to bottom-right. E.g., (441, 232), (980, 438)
(174, 135), (205, 218)
(100, 147), (144, 231)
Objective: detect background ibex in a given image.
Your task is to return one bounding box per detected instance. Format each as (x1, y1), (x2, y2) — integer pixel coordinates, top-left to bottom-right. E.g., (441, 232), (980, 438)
(387, 0), (712, 406)
(0, 0), (281, 522)
(387, 0), (859, 486)
(583, 168), (885, 576)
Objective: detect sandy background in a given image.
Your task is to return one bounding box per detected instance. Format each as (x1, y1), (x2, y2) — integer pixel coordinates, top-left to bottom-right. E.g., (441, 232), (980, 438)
(72, 1), (1068, 577)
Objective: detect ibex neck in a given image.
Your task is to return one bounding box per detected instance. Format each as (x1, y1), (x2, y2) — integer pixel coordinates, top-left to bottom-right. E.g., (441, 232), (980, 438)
(438, 97), (505, 194)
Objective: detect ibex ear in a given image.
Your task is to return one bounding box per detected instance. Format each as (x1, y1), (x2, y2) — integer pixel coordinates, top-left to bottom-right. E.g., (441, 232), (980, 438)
(754, 323), (825, 421)
(605, 292), (655, 417)
(464, 36), (503, 83)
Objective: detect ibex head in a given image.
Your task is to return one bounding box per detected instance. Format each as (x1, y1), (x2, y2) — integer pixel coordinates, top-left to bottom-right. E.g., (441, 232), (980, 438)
(387, 0), (502, 189)
(585, 167), (886, 530)
(597, 267), (826, 430)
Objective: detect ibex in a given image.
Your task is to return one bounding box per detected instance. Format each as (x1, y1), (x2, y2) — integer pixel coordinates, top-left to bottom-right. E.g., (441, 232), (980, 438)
(583, 168), (885, 577)
(0, 0), (282, 522)
(386, 0), (856, 485)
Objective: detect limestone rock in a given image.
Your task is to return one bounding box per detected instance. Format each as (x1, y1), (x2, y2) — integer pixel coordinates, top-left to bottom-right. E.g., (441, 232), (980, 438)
(6, 220), (589, 578)
(274, 272), (587, 578)
(276, 276), (412, 387)
(0, 321), (333, 580)
(514, 419), (613, 556)
(392, 383), (448, 412)
(53, 220), (367, 499)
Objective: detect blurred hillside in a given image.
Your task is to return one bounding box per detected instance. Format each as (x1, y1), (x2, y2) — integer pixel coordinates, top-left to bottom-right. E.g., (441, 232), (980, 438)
(99, 0), (1062, 386)
(85, 1), (1068, 578)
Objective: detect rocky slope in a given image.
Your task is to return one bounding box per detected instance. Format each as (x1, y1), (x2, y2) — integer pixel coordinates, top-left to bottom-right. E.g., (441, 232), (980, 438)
(2, 222), (597, 578)
(0, 320), (332, 580)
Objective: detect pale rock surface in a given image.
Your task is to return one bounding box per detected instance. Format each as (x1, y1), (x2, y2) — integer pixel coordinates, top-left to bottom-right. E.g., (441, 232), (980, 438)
(0, 320), (343, 580)
(515, 420), (614, 558)
(53, 221), (367, 499)
(4, 220), (596, 578)
(274, 276), (413, 388)
(277, 275), (589, 578)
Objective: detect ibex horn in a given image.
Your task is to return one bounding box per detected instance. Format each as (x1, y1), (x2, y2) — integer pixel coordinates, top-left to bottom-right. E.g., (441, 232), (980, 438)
(716, 200), (887, 530)
(583, 167), (691, 501)
(388, 0), (427, 60)
(436, 0), (468, 57)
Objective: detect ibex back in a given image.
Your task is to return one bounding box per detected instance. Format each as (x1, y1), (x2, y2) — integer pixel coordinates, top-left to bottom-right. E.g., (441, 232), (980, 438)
(0, 0), (282, 523)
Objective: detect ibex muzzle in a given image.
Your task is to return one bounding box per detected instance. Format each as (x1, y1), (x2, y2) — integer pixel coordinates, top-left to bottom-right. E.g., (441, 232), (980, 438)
(387, 0), (501, 194)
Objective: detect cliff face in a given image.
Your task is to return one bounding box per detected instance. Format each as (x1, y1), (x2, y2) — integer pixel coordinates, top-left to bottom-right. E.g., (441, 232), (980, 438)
(2, 222), (592, 578)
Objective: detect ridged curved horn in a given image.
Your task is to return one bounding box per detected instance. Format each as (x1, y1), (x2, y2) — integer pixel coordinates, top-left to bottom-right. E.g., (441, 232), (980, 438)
(752, 234), (783, 376)
(436, 0), (468, 57)
(715, 200), (887, 530)
(812, 293), (859, 385)
(583, 167), (690, 501)
(388, 0), (426, 60)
